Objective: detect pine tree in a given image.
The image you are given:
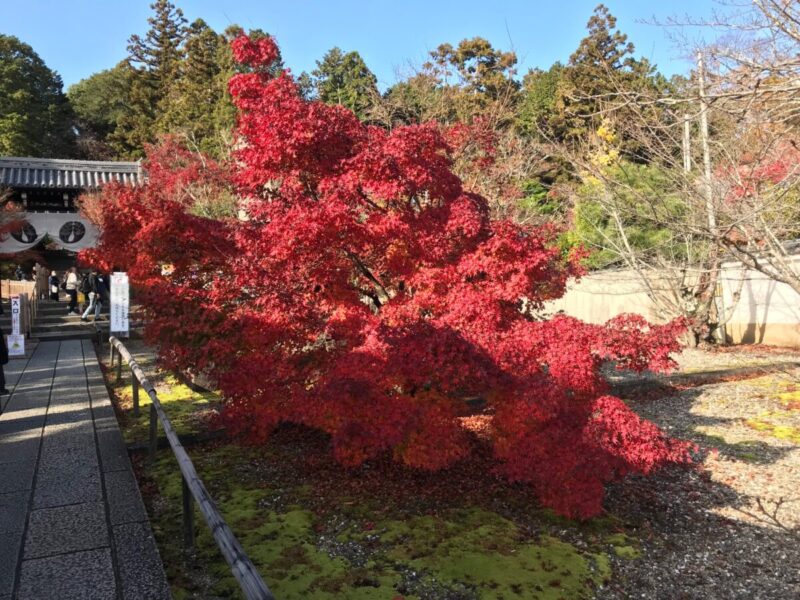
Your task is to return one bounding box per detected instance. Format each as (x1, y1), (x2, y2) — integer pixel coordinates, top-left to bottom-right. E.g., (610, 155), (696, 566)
(429, 37), (518, 100)
(312, 47), (378, 120)
(160, 19), (227, 154)
(0, 34), (76, 157)
(382, 37), (518, 126)
(113, 0), (187, 157)
(558, 4), (659, 147)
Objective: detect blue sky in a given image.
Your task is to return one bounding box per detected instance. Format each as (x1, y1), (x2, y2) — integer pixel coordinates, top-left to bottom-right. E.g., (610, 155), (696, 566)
(3, 1), (718, 90)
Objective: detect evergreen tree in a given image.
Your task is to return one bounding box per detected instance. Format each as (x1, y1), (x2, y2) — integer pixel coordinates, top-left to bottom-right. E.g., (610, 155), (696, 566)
(382, 72), (451, 125)
(517, 62), (564, 138)
(160, 19), (228, 155)
(429, 37), (518, 100)
(312, 47), (378, 120)
(113, 0), (187, 157)
(68, 63), (130, 159)
(558, 4), (660, 148)
(296, 71), (314, 100)
(0, 34), (76, 157)
(382, 37), (518, 126)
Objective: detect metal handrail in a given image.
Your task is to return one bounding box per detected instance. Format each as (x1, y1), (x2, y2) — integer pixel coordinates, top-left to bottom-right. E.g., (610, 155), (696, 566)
(109, 336), (275, 600)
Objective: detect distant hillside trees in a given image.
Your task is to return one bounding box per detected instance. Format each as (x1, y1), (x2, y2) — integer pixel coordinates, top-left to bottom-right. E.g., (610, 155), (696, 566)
(68, 64), (130, 160)
(69, 1), (243, 159)
(0, 34), (76, 157)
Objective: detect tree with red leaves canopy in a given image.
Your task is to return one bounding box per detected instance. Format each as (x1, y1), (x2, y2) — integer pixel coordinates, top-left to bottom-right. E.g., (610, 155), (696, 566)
(83, 32), (691, 519)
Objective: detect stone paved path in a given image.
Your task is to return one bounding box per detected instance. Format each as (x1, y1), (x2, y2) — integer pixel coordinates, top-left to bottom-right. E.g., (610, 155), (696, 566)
(0, 340), (171, 600)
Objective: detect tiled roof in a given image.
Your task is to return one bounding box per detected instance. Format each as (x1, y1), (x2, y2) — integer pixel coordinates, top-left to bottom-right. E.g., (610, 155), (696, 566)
(0, 157), (142, 190)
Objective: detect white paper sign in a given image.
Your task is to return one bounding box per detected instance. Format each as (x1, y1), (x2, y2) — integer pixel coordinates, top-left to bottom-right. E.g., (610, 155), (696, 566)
(7, 334), (25, 357)
(10, 296), (20, 335)
(110, 272), (130, 337)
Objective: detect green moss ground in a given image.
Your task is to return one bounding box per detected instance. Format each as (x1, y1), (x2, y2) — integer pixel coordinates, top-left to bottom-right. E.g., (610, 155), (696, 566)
(110, 371), (219, 445)
(137, 442), (623, 599)
(691, 432), (772, 463)
(102, 346), (630, 599)
(743, 378), (800, 445)
(745, 417), (800, 444)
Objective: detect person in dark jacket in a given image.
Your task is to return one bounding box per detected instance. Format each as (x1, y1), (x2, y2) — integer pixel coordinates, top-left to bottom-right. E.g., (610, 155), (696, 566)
(48, 270), (60, 301)
(81, 270), (108, 322)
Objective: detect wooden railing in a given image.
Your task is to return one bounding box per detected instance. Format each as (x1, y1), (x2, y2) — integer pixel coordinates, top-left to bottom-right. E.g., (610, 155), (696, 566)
(109, 336), (275, 600)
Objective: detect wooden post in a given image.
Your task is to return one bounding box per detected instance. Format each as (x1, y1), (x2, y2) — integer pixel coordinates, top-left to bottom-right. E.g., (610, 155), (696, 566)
(697, 52), (715, 231)
(112, 336), (275, 599)
(116, 353), (122, 382)
(109, 345), (115, 368)
(148, 403), (158, 463)
(132, 374), (140, 418)
(682, 114), (692, 173)
(182, 476), (195, 548)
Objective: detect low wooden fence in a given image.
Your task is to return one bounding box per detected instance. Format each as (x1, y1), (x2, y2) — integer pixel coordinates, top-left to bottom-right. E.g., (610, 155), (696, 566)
(1, 287), (35, 339)
(16, 293), (33, 337)
(109, 336), (274, 600)
(2, 274), (43, 333)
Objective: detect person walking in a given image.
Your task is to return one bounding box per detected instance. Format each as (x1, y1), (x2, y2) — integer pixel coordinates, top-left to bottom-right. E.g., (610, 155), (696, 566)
(48, 271), (60, 301)
(81, 269), (108, 322)
(64, 267), (79, 314)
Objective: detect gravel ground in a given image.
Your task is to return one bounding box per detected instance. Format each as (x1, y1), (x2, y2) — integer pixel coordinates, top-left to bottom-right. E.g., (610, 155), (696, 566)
(108, 340), (800, 599)
(598, 346), (800, 600)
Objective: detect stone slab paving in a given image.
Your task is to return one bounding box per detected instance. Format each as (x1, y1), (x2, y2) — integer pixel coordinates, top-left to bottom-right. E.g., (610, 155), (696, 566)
(0, 340), (171, 600)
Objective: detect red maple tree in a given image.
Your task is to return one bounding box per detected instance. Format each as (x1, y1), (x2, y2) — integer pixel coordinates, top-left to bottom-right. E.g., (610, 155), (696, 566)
(83, 33), (691, 519)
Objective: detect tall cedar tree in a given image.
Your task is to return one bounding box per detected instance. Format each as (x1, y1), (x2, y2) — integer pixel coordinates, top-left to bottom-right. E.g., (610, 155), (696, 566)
(160, 19), (230, 156)
(83, 33), (693, 519)
(311, 47), (379, 121)
(0, 34), (76, 157)
(113, 0), (187, 157)
(558, 4), (664, 154)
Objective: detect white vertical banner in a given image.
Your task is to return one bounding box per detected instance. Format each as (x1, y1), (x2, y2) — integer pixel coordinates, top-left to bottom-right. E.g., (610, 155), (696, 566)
(8, 295), (25, 356)
(110, 272), (130, 338)
(10, 296), (20, 335)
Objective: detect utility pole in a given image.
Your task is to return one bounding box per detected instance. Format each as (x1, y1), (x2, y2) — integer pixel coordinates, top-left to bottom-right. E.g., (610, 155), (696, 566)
(697, 52), (716, 231)
(682, 113), (692, 172)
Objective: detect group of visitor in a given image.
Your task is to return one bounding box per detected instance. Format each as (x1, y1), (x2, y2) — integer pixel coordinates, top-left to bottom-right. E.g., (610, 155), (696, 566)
(0, 266), (110, 399)
(49, 267), (109, 321)
(11, 264), (40, 282)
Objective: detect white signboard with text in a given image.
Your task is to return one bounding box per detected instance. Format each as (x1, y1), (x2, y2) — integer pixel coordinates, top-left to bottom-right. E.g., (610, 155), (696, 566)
(110, 272), (130, 337)
(8, 295), (24, 357)
(10, 296), (20, 335)
(7, 334), (25, 357)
